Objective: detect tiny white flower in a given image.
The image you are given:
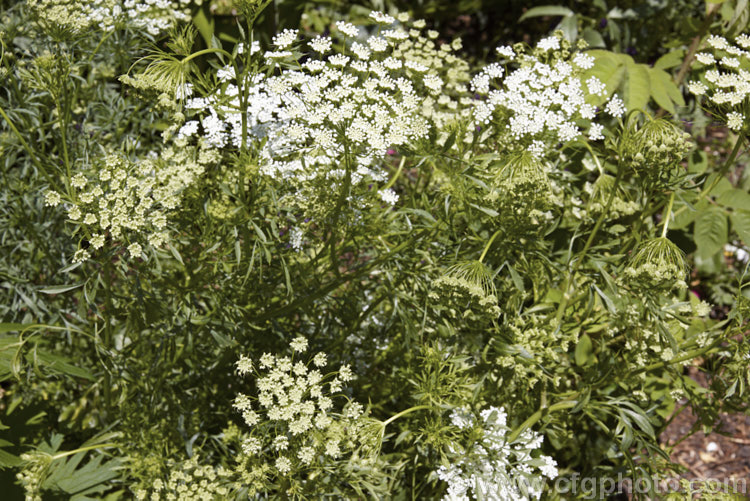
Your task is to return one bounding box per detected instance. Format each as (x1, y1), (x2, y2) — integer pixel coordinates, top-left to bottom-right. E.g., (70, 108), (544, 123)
(604, 94), (626, 118)
(727, 111), (744, 131)
(309, 36), (332, 53)
(369, 11), (395, 24)
(537, 35), (560, 51)
(695, 52), (715, 65)
(128, 242), (142, 258)
(290, 336), (308, 353)
(335, 21), (359, 38)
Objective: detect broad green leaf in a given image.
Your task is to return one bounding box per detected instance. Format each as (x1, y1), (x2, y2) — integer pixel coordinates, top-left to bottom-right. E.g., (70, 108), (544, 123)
(694, 207), (728, 259)
(0, 448), (22, 468)
(730, 209), (750, 244)
(192, 6), (215, 49)
(653, 49), (686, 70)
(583, 50), (626, 104)
(582, 28), (605, 48)
(519, 5), (574, 21)
(718, 188), (750, 210)
(648, 68), (676, 114)
(575, 334), (594, 367)
(623, 61), (650, 112)
(688, 150), (708, 174)
(559, 15), (578, 42)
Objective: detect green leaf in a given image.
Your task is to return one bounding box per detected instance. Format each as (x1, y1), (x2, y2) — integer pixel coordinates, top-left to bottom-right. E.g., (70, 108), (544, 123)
(730, 209), (750, 244)
(575, 334), (595, 367)
(653, 49), (686, 70)
(688, 150), (708, 174)
(584, 50), (626, 104)
(559, 15), (578, 42)
(0, 448), (22, 468)
(648, 68), (677, 114)
(192, 5), (215, 49)
(582, 28), (605, 48)
(623, 61), (650, 112)
(39, 283), (84, 295)
(694, 207), (728, 259)
(717, 188), (750, 210)
(519, 5), (574, 21)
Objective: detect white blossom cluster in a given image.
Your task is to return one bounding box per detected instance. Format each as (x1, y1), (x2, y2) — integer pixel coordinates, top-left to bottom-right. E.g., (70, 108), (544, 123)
(45, 141), (216, 262)
(26, 0), (191, 36)
(688, 33), (750, 131)
(178, 11), (472, 245)
(232, 337), (376, 489)
(472, 34), (624, 155)
(436, 406), (558, 501)
(133, 456), (233, 501)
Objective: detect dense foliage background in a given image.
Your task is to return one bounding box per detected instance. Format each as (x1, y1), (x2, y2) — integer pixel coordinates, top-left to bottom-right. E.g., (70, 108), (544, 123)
(1, 0), (750, 499)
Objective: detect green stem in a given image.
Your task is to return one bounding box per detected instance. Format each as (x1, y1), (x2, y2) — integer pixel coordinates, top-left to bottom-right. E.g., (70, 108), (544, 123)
(555, 167), (623, 324)
(181, 47), (233, 65)
(86, 30), (116, 66)
(478, 229), (503, 263)
(674, 134), (745, 218)
(507, 399), (578, 443)
(50, 443), (118, 461)
(254, 230), (429, 323)
(55, 97), (72, 195)
(381, 405), (431, 428)
(0, 104), (48, 176)
(384, 156), (406, 190)
(661, 192), (675, 238)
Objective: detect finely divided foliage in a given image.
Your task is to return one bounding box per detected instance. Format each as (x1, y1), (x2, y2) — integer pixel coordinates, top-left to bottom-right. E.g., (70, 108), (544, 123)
(2, 1), (750, 500)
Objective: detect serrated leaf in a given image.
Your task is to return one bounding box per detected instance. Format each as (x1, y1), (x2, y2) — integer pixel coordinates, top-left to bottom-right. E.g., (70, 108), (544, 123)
(624, 61), (650, 112)
(653, 49), (686, 70)
(730, 209), (750, 244)
(718, 188), (750, 210)
(695, 207), (728, 259)
(519, 5), (574, 21)
(648, 68), (677, 115)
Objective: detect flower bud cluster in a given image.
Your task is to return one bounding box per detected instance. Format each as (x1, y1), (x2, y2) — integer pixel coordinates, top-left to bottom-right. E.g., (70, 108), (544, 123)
(433, 261), (502, 320)
(45, 141), (216, 262)
(620, 118), (692, 177)
(133, 456), (233, 501)
(623, 237), (687, 291)
(436, 406), (557, 500)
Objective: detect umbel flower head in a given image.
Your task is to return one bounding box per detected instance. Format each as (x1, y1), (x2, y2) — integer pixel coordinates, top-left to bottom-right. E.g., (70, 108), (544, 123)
(620, 117), (692, 175)
(230, 337), (381, 496)
(688, 33), (750, 133)
(471, 32), (622, 158)
(436, 406), (558, 501)
(432, 260), (501, 319)
(623, 237), (687, 291)
(176, 11), (471, 238)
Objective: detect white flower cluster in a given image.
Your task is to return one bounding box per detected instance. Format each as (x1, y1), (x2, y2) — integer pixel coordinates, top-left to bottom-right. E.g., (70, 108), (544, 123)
(233, 337), (374, 486)
(45, 141), (216, 262)
(688, 33), (750, 131)
(473, 34), (624, 155)
(133, 456), (233, 501)
(26, 0), (191, 36)
(436, 406), (558, 501)
(178, 11), (472, 239)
